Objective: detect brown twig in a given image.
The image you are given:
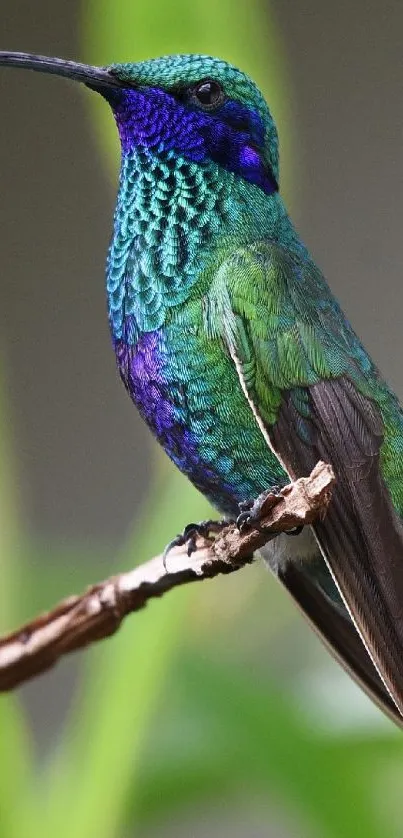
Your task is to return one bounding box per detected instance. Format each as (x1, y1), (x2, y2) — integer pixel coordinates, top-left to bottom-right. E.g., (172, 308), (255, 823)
(0, 461), (334, 691)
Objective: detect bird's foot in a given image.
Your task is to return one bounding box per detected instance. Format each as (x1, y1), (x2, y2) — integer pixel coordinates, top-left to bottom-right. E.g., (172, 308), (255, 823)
(236, 486), (283, 532)
(237, 486), (304, 537)
(162, 519), (229, 571)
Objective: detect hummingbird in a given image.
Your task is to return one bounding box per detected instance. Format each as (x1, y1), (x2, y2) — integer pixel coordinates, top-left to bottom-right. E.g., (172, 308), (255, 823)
(2, 50), (403, 727)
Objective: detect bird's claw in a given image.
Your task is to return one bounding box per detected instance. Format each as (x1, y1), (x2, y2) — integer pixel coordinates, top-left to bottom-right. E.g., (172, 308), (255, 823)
(236, 509), (263, 532)
(236, 485), (284, 532)
(162, 519), (228, 571)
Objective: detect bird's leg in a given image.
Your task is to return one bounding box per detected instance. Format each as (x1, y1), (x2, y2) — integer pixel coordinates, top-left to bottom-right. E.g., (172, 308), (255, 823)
(162, 519), (230, 571)
(236, 487), (282, 531)
(236, 485), (303, 536)
(237, 484), (283, 514)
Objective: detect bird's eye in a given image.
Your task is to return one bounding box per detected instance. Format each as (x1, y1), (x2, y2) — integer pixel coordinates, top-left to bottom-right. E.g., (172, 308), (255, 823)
(193, 79), (225, 108)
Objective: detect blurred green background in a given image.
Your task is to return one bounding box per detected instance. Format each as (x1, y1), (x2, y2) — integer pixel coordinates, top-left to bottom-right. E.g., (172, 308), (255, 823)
(1, 1), (403, 836)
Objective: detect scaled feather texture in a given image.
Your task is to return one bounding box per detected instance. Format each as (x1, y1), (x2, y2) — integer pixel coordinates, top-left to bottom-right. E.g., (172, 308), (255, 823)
(2, 50), (403, 725)
(104, 54), (403, 726)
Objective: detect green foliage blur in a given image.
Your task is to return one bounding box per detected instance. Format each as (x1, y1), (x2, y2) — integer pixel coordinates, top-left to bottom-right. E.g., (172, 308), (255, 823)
(0, 2), (403, 837)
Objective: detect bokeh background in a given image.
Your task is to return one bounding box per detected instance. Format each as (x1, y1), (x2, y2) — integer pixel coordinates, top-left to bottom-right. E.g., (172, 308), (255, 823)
(1, 2), (403, 837)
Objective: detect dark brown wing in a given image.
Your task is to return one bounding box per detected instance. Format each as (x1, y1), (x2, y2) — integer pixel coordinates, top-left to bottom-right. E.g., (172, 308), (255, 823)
(275, 556), (403, 726)
(217, 241), (403, 722)
(271, 377), (403, 717)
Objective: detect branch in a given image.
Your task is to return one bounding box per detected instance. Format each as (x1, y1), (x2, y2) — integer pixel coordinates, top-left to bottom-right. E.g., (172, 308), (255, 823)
(0, 461), (334, 691)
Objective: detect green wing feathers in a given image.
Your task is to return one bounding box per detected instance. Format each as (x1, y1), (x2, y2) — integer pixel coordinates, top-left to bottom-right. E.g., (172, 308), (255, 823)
(205, 240), (403, 515)
(206, 240), (403, 715)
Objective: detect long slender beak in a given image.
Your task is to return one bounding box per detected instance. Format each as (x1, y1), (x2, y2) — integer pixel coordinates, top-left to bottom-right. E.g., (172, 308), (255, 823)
(0, 51), (124, 92)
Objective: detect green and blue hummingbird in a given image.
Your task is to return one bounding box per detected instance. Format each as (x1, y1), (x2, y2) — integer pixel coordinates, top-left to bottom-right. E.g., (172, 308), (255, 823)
(2, 50), (403, 725)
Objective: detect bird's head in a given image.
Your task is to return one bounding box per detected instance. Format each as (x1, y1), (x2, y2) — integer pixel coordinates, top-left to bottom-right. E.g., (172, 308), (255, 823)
(108, 54), (279, 195)
(0, 51), (279, 196)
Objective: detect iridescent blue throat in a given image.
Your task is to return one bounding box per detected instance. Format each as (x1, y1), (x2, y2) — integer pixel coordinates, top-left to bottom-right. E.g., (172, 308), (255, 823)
(104, 87), (293, 347)
(105, 86), (278, 196)
(106, 146), (238, 344)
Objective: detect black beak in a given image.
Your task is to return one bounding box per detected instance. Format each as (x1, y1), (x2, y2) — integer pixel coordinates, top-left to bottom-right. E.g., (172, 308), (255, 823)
(0, 51), (124, 93)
